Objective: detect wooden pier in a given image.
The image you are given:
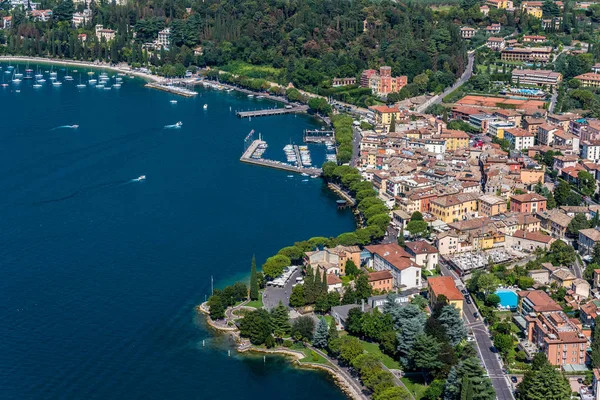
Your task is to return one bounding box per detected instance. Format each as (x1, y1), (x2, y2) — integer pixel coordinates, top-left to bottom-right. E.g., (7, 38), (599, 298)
(241, 140), (322, 176)
(236, 105), (308, 119)
(304, 129), (335, 143)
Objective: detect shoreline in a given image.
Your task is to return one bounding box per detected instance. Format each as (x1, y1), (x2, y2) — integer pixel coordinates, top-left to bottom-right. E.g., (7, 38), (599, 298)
(196, 305), (364, 400)
(0, 56), (162, 83)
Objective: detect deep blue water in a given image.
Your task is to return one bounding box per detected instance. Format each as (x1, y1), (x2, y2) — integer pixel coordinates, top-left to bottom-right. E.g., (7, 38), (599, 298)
(0, 63), (354, 399)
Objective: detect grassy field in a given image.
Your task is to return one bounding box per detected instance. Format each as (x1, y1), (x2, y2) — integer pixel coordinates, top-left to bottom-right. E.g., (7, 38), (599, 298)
(401, 374), (428, 399)
(299, 348), (329, 364)
(359, 340), (402, 370)
(246, 291), (264, 309)
(220, 61), (283, 81)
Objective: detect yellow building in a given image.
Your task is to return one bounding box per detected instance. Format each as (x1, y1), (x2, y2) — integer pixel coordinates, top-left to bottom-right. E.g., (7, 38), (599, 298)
(436, 129), (470, 151)
(430, 193), (479, 223)
(487, 0), (513, 9)
(520, 168), (545, 185)
(524, 6), (543, 17)
(428, 276), (464, 316)
(478, 194), (507, 217)
(575, 73), (600, 88)
(368, 105), (404, 129)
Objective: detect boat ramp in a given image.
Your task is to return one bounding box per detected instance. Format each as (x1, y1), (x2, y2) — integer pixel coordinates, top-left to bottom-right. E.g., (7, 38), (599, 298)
(236, 105), (308, 119)
(240, 140), (322, 176)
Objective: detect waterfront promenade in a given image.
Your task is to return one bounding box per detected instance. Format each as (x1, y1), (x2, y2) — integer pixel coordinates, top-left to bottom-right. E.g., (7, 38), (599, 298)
(240, 140), (322, 176)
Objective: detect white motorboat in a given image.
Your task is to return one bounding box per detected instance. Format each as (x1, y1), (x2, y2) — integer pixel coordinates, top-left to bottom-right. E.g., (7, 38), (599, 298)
(136, 175), (146, 181)
(175, 121), (183, 127)
(203, 104), (208, 109)
(170, 100), (177, 104)
(52, 81), (62, 86)
(88, 79), (97, 85)
(33, 84), (42, 88)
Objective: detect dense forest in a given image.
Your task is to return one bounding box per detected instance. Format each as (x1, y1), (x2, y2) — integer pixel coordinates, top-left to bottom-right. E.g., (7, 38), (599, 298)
(0, 0), (468, 100)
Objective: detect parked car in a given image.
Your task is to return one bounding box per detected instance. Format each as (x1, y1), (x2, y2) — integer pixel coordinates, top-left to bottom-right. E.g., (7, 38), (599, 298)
(511, 376), (517, 383)
(465, 297), (472, 304)
(473, 312), (479, 319)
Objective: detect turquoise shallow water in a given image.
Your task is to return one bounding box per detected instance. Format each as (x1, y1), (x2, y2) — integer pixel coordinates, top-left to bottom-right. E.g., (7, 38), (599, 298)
(0, 63), (354, 399)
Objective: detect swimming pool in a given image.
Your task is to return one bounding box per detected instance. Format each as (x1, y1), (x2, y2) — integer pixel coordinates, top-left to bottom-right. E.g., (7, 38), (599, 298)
(496, 289), (518, 309)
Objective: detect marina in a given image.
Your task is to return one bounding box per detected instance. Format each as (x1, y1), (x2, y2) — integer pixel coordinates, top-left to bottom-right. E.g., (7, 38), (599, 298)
(241, 139), (322, 176)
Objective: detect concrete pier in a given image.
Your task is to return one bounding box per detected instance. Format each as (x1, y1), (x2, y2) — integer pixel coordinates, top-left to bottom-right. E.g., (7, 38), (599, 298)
(145, 82), (197, 97)
(236, 105), (308, 118)
(241, 140), (322, 176)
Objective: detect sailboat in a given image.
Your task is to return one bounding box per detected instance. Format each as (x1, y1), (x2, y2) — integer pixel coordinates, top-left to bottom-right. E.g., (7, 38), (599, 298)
(64, 65), (73, 81)
(14, 66), (23, 79)
(88, 72), (97, 85)
(1, 73), (8, 87)
(12, 70), (21, 84)
(49, 67), (57, 80)
(35, 67), (43, 80)
(76, 74), (86, 88)
(24, 63), (33, 79)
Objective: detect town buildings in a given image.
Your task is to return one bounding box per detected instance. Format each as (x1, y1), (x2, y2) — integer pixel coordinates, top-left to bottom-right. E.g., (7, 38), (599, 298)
(510, 193), (547, 214)
(511, 69), (562, 87)
(579, 229), (600, 255)
(95, 24), (116, 42)
(157, 28), (171, 48)
(360, 67), (408, 97)
(501, 47), (552, 63)
(364, 244), (422, 290)
(575, 73), (600, 88)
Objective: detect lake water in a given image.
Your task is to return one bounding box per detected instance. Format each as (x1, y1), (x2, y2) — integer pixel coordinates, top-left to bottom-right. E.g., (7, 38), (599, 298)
(0, 63), (354, 399)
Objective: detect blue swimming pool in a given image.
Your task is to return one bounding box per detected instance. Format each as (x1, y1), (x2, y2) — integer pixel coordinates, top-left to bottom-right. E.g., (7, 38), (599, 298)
(496, 289), (518, 309)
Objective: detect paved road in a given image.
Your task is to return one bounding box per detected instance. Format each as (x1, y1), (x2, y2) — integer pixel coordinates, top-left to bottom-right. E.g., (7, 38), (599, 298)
(352, 126), (362, 167)
(549, 89), (558, 113)
(439, 262), (515, 400)
(262, 269), (300, 310)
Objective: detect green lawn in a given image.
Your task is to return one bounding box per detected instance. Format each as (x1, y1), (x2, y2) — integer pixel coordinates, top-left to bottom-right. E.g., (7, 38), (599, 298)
(220, 61), (283, 80)
(359, 340), (402, 370)
(341, 276), (352, 286)
(246, 292), (264, 309)
(401, 374), (428, 399)
(323, 315), (333, 326)
(299, 348), (329, 364)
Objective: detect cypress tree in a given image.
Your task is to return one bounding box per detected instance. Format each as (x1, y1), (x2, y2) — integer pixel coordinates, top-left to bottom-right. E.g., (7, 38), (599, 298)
(321, 271), (328, 295)
(305, 265), (315, 304)
(591, 316), (600, 367)
(314, 267), (322, 299)
(328, 318), (339, 346)
(250, 255), (258, 301)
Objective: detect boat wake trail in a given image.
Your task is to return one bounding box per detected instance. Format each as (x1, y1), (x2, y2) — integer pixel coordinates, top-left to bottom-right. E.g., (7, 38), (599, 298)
(164, 121), (183, 129)
(30, 179), (130, 205)
(51, 125), (79, 131)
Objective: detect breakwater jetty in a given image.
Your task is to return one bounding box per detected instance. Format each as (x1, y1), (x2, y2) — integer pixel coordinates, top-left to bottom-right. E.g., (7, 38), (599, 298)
(236, 105), (308, 119)
(145, 82), (198, 97)
(241, 140), (322, 176)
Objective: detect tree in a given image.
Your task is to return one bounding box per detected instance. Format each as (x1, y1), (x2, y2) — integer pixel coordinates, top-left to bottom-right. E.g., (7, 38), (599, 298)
(270, 301), (291, 339)
(423, 380), (445, 400)
(250, 255), (259, 301)
(568, 213), (590, 236)
(239, 309), (272, 345)
(289, 284), (306, 308)
(345, 260), (360, 276)
(485, 293), (501, 307)
(342, 286), (357, 305)
(338, 335), (363, 365)
(409, 334), (443, 373)
(313, 317), (329, 348)
(493, 333), (513, 358)
(328, 318), (339, 347)
(578, 170), (597, 197)
(435, 305), (466, 346)
(262, 254), (291, 278)
(591, 316), (600, 368)
(443, 358), (496, 400)
(53, 0), (74, 22)
(346, 307), (364, 336)
(207, 294), (225, 320)
(355, 273), (373, 301)
(291, 316), (315, 342)
(548, 240), (576, 266)
(531, 352), (551, 371)
(517, 363), (571, 400)
(411, 211), (424, 221)
(406, 220), (428, 237)
(373, 386), (411, 400)
(389, 114), (396, 133)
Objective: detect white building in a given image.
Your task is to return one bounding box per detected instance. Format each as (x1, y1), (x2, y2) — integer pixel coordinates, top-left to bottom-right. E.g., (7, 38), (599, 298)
(582, 140), (600, 162)
(95, 24), (116, 42)
(157, 28), (171, 48)
(504, 128), (535, 151)
(72, 8), (91, 27)
(364, 244), (422, 290)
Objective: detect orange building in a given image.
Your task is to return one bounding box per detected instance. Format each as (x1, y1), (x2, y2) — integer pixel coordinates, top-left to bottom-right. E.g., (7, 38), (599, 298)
(510, 193), (547, 214)
(367, 270), (394, 292)
(427, 276), (464, 316)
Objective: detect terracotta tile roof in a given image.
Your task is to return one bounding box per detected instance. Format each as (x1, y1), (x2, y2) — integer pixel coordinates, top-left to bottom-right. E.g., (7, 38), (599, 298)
(512, 229), (553, 244)
(428, 276), (464, 301)
(405, 241), (438, 254)
(368, 270), (393, 282)
(327, 274), (342, 285)
(517, 289), (562, 312)
(364, 244), (419, 271)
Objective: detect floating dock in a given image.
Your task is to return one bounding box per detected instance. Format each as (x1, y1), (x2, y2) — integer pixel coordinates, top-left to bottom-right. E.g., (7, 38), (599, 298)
(145, 82), (198, 97)
(241, 140), (322, 176)
(304, 129), (335, 143)
(236, 105), (308, 119)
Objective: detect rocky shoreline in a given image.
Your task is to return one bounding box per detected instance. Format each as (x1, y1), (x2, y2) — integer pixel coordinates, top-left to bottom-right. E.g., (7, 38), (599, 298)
(195, 304), (365, 400)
